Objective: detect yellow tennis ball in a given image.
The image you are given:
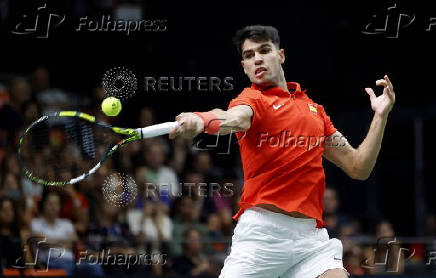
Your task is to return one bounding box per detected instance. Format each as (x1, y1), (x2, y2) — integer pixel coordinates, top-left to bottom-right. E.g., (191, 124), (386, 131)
(101, 97), (122, 116)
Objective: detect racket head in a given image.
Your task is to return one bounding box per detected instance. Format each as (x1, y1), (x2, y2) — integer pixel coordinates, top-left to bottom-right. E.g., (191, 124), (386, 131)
(17, 111), (111, 186)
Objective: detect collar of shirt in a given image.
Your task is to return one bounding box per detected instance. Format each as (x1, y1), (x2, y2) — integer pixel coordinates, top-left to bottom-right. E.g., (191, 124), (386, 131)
(251, 82), (307, 97)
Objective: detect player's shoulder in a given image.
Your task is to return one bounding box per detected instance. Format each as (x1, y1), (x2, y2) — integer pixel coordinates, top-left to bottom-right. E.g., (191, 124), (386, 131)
(237, 87), (262, 100)
(299, 91), (327, 113)
(299, 90), (316, 103)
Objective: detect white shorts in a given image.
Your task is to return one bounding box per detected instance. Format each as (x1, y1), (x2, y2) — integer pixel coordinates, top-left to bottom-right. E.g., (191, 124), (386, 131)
(219, 207), (349, 278)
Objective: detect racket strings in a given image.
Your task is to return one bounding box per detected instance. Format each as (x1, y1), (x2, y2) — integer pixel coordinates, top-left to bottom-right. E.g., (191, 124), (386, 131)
(20, 116), (108, 184)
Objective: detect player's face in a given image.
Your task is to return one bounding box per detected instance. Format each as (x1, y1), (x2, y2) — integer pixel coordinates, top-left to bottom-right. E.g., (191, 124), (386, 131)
(241, 39), (285, 86)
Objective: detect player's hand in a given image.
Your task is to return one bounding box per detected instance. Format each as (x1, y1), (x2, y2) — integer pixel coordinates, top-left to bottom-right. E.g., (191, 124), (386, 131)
(365, 75), (396, 118)
(169, 112), (204, 139)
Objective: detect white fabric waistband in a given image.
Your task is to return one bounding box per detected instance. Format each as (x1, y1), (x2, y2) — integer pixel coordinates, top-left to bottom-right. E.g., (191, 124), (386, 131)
(240, 207), (318, 233)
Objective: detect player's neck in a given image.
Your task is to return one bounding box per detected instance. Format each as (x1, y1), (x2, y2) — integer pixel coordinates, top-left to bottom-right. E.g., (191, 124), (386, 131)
(277, 80), (288, 92)
(275, 74), (288, 92)
(274, 68), (288, 92)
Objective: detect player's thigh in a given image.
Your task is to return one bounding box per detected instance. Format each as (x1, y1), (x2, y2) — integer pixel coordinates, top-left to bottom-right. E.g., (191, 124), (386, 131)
(219, 221), (293, 278)
(281, 229), (349, 278)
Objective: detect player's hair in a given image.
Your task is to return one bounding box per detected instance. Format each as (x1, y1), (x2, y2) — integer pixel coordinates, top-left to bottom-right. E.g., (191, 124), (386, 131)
(232, 25), (280, 55)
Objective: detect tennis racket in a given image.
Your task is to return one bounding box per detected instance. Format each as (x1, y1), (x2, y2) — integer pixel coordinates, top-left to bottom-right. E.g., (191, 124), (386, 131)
(17, 111), (178, 186)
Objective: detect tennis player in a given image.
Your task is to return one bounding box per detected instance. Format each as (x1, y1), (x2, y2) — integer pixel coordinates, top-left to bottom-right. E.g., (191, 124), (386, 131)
(169, 25), (395, 278)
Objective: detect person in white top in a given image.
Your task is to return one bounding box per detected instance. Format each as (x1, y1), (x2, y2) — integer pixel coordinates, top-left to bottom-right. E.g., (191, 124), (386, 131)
(31, 190), (104, 276)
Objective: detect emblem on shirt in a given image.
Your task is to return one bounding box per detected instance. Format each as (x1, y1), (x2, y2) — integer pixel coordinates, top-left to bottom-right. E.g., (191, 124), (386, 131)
(273, 104), (284, 110)
(308, 103), (318, 114)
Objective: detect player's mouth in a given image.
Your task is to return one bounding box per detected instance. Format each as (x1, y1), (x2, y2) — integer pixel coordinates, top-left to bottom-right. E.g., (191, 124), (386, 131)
(255, 67), (267, 78)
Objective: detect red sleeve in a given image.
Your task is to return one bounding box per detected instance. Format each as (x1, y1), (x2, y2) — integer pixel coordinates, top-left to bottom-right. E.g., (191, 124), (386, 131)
(227, 88), (262, 131)
(319, 105), (337, 137)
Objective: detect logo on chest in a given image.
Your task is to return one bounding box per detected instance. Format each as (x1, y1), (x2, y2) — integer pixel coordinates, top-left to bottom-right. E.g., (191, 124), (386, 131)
(273, 104), (284, 110)
(308, 103), (318, 114)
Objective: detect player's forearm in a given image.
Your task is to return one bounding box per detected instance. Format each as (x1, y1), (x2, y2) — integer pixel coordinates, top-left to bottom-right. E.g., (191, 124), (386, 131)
(170, 106), (252, 139)
(353, 113), (388, 180)
(209, 108), (250, 135)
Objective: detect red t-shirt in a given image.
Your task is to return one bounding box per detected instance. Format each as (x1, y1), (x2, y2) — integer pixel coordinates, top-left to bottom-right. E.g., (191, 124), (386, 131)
(228, 82), (337, 228)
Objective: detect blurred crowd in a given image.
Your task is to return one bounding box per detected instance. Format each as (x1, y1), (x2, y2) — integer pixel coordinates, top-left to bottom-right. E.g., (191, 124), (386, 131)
(1, 67), (436, 277)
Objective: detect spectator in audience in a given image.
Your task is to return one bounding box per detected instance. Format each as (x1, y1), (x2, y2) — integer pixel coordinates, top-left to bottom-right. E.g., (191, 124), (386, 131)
(323, 186), (350, 238)
(88, 200), (134, 251)
(0, 77), (32, 136)
(169, 136), (192, 175)
(192, 151), (221, 183)
(173, 227), (211, 277)
(9, 76), (32, 114)
(184, 171), (216, 223)
(139, 106), (154, 128)
(1, 172), (21, 200)
(343, 248), (364, 275)
(143, 139), (180, 207)
(206, 213), (226, 253)
(171, 195), (208, 257)
(21, 101), (39, 125)
(31, 67), (50, 94)
(127, 198), (172, 252)
(32, 67), (70, 114)
(0, 196), (25, 270)
(59, 184), (90, 236)
(212, 171), (238, 237)
(31, 190), (104, 276)
(370, 220), (404, 274)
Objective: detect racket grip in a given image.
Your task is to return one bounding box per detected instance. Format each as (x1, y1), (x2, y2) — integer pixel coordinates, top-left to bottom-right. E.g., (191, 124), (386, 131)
(138, 122), (179, 139)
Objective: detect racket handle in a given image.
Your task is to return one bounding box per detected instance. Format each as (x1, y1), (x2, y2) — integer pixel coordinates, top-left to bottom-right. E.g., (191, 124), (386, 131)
(138, 122), (179, 139)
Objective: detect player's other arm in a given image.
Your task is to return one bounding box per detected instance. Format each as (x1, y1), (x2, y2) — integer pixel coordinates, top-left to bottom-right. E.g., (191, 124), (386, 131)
(168, 105), (253, 139)
(323, 75), (396, 181)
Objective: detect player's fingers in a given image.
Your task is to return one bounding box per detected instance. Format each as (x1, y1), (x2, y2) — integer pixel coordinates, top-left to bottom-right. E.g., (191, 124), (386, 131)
(187, 117), (197, 131)
(365, 88), (376, 101)
(169, 127), (177, 139)
(376, 79), (388, 87)
(175, 113), (185, 121)
(384, 75), (395, 101)
(384, 75), (394, 91)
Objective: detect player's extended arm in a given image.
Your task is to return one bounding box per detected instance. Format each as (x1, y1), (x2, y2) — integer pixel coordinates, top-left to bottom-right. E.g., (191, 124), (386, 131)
(168, 105), (253, 139)
(323, 75), (396, 180)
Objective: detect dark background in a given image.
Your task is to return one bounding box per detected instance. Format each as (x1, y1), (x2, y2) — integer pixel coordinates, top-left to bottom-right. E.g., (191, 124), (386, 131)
(1, 0), (435, 237)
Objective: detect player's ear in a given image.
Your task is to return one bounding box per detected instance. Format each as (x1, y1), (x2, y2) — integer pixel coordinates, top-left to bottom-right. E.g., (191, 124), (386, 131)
(241, 60), (246, 74)
(279, 49), (285, 64)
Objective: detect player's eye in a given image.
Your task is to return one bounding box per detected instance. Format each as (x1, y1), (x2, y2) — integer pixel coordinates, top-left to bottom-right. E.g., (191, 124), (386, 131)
(259, 47), (271, 54)
(243, 52), (254, 59)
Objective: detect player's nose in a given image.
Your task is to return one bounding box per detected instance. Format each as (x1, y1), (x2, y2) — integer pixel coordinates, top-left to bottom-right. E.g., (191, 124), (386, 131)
(254, 53), (263, 65)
